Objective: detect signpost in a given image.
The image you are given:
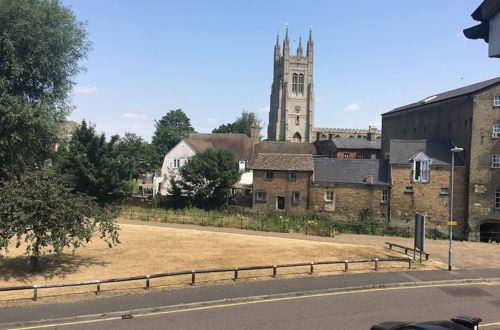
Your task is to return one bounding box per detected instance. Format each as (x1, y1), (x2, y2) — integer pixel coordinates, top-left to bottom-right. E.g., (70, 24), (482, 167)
(414, 213), (425, 262)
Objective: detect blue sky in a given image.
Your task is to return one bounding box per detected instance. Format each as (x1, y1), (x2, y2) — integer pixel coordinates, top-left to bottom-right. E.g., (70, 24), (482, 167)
(64, 0), (497, 141)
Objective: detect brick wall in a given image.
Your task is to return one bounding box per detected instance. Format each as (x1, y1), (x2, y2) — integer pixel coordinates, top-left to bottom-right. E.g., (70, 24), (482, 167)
(252, 169), (311, 214)
(390, 165), (466, 237)
(310, 182), (389, 220)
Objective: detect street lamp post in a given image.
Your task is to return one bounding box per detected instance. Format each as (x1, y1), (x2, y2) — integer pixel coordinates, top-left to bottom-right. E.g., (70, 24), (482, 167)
(449, 146), (463, 271)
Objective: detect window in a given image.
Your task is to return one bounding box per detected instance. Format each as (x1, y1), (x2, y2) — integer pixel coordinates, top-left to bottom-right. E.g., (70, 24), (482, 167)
(325, 191), (334, 202)
(381, 189), (389, 203)
(292, 191), (300, 204)
(289, 171), (297, 181)
(439, 188), (450, 195)
(413, 160), (430, 182)
(356, 154), (364, 159)
(492, 154), (500, 168)
(295, 116), (300, 125)
(256, 190), (267, 202)
(494, 96), (500, 107)
(404, 186), (414, 193)
(493, 124), (500, 138)
(265, 171), (274, 180)
(173, 159), (180, 168)
(371, 154), (377, 160)
(298, 74), (304, 94)
(343, 153), (350, 159)
(496, 189), (500, 209)
(292, 73), (298, 93)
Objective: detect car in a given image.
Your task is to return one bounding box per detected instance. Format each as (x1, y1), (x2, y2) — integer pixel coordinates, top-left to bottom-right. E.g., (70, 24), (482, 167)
(371, 315), (482, 330)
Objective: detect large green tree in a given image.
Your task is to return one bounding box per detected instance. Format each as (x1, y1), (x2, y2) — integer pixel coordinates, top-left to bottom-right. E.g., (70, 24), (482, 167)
(176, 149), (240, 210)
(152, 109), (195, 162)
(115, 132), (158, 177)
(212, 111), (260, 136)
(0, 168), (119, 270)
(0, 0), (90, 181)
(55, 121), (135, 205)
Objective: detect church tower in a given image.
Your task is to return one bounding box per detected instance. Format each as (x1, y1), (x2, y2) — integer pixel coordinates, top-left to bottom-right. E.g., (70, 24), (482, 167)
(268, 27), (314, 142)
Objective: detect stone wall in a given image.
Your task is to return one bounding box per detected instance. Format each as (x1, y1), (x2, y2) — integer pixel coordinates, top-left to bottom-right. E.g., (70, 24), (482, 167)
(312, 127), (381, 142)
(390, 165), (467, 238)
(310, 182), (389, 220)
(252, 169), (311, 214)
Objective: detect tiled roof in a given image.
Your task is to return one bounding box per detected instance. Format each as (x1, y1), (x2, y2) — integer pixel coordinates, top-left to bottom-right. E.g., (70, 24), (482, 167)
(254, 141), (316, 155)
(185, 133), (254, 162)
(389, 140), (465, 166)
(252, 153), (313, 171)
(384, 77), (500, 114)
(331, 138), (381, 150)
(313, 158), (389, 185)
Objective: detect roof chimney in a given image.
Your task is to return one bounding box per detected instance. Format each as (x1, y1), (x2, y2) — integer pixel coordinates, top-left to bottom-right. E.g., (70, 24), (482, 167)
(250, 122), (261, 144)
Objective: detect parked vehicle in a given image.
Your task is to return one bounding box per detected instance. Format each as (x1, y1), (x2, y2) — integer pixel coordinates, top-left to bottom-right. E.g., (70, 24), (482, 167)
(371, 315), (482, 330)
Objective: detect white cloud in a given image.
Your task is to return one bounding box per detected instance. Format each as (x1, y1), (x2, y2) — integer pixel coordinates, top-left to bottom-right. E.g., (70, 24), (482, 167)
(368, 117), (381, 129)
(74, 85), (98, 94)
(343, 103), (360, 112)
(123, 112), (149, 120)
(256, 106), (270, 113)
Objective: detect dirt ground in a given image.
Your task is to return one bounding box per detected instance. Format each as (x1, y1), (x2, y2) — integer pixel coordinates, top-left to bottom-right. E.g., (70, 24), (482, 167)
(0, 223), (442, 306)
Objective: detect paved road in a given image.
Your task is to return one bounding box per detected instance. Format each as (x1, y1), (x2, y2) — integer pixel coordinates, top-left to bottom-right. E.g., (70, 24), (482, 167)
(16, 282), (500, 329)
(2, 268), (500, 328)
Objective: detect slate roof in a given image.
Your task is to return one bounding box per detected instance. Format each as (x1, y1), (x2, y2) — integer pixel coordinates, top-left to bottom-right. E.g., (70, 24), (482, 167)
(252, 153), (313, 171)
(384, 77), (500, 115)
(389, 140), (465, 166)
(313, 158), (389, 185)
(253, 141), (317, 155)
(331, 138), (381, 150)
(185, 133), (253, 161)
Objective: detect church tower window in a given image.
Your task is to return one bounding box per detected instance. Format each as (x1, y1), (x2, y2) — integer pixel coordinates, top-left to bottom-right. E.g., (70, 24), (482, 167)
(298, 74), (304, 94)
(296, 116), (300, 125)
(293, 132), (302, 142)
(292, 73), (298, 93)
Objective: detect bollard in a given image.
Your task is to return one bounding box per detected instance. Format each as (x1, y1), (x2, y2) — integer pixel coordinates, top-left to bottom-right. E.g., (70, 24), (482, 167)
(310, 262), (314, 274)
(191, 271), (196, 285)
(234, 268), (238, 281)
(96, 280), (101, 294)
(33, 285), (38, 301)
(344, 261), (349, 272)
(374, 258), (379, 271)
(146, 275), (150, 290)
(408, 257), (413, 269)
(272, 265), (277, 277)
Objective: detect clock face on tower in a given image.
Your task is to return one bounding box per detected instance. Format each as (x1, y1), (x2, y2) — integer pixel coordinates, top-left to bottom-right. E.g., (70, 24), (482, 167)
(294, 106), (301, 113)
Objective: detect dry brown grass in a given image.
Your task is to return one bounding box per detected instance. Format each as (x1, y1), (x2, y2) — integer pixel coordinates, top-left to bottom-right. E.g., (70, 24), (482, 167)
(0, 224), (443, 306)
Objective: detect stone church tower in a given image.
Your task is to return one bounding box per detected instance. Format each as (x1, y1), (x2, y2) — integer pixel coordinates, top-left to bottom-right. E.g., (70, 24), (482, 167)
(268, 28), (314, 142)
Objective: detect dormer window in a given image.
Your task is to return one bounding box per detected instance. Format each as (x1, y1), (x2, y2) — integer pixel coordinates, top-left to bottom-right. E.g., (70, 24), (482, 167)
(411, 152), (430, 183)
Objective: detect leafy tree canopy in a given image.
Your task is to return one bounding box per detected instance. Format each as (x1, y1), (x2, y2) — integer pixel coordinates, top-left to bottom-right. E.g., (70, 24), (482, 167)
(55, 121), (135, 205)
(212, 111), (260, 136)
(152, 109), (195, 160)
(0, 0), (90, 181)
(0, 168), (119, 270)
(115, 132), (158, 177)
(176, 148), (241, 210)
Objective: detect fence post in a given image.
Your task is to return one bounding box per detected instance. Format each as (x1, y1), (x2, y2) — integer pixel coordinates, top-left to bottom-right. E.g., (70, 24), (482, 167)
(408, 257), (413, 269)
(374, 258), (379, 271)
(272, 265), (277, 277)
(234, 268), (238, 281)
(191, 271), (196, 285)
(96, 280), (101, 294)
(146, 275), (150, 290)
(310, 262), (314, 274)
(344, 261), (349, 272)
(33, 285), (38, 301)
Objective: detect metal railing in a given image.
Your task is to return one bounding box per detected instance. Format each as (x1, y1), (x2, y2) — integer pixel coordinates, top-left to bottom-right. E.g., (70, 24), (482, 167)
(0, 257), (412, 301)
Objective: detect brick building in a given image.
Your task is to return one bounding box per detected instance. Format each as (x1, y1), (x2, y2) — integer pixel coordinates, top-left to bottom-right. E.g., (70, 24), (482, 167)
(382, 77), (500, 241)
(316, 138), (381, 159)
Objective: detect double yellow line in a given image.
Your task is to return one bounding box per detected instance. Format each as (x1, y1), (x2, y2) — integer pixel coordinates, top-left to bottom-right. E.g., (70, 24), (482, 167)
(9, 281), (500, 329)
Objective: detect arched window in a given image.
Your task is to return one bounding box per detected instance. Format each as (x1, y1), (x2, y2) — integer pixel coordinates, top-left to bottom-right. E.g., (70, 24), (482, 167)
(295, 116), (300, 125)
(292, 74), (298, 93)
(321, 134), (327, 139)
(298, 74), (304, 94)
(293, 132), (301, 142)
(496, 189), (500, 209)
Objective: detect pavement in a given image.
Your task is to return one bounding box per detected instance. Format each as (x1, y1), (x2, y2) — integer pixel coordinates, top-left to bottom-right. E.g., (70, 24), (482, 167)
(1, 268), (500, 327)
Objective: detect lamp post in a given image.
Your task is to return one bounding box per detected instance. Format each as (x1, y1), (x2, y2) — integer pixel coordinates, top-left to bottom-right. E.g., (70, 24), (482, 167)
(449, 146), (463, 271)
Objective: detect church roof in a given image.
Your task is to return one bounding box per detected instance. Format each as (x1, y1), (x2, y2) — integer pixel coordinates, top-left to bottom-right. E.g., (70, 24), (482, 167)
(384, 77), (500, 115)
(252, 153), (313, 171)
(185, 133), (254, 162)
